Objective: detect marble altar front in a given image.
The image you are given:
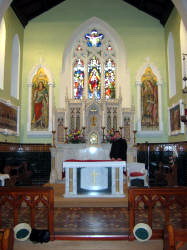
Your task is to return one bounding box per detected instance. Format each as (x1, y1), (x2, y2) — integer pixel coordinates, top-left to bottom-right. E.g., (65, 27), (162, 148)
(63, 160), (126, 198)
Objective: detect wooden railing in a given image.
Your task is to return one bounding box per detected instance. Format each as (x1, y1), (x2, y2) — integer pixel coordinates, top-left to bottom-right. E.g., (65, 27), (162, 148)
(164, 224), (187, 250)
(128, 187), (187, 240)
(0, 187), (54, 240)
(0, 228), (14, 250)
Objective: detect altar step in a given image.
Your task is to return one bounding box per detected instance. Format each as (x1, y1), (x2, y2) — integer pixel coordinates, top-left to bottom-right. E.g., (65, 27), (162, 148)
(44, 183), (128, 208)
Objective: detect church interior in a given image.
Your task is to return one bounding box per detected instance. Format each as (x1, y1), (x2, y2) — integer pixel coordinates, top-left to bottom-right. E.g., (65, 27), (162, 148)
(0, 0), (187, 249)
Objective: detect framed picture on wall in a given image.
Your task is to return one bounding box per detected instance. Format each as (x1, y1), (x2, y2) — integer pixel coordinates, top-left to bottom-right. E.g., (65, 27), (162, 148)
(0, 99), (19, 135)
(168, 100), (184, 135)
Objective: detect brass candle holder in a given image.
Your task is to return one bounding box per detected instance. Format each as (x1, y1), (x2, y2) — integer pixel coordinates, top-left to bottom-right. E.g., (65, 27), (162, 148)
(133, 130), (137, 145)
(64, 127), (68, 143)
(101, 126), (105, 143)
(52, 130), (56, 147)
(82, 126), (86, 139)
(119, 126), (123, 137)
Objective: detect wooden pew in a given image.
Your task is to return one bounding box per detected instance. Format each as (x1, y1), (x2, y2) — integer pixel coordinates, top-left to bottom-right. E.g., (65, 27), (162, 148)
(164, 224), (187, 250)
(128, 187), (187, 240)
(0, 228), (14, 250)
(0, 186), (54, 241)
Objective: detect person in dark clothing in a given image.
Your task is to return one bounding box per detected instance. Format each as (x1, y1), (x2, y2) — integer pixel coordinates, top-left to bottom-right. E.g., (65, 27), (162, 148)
(109, 131), (127, 161)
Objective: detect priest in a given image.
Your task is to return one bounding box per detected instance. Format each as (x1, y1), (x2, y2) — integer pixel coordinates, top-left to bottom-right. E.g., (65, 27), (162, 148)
(110, 131), (127, 161)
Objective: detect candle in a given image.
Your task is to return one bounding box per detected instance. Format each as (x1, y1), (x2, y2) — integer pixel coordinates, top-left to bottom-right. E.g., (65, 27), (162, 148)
(82, 109), (85, 127)
(133, 117), (136, 130)
(120, 113), (123, 127)
(65, 111), (67, 127)
(52, 114), (55, 131)
(102, 110), (105, 126)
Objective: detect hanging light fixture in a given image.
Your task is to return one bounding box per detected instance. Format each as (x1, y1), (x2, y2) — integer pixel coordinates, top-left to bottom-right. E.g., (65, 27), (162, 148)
(182, 53), (187, 93)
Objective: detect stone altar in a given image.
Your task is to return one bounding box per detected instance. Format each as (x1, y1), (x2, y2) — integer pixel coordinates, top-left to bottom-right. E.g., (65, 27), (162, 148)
(63, 160), (126, 198)
(49, 143), (137, 183)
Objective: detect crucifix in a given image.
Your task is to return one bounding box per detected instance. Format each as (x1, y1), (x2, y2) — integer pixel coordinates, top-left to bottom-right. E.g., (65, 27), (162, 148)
(91, 170), (99, 185)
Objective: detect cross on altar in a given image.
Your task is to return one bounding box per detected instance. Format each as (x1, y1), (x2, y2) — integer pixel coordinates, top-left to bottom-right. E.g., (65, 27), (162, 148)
(91, 170), (99, 185)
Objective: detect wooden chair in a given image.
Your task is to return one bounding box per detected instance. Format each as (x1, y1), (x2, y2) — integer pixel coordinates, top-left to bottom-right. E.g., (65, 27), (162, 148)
(164, 224), (187, 250)
(127, 162), (148, 187)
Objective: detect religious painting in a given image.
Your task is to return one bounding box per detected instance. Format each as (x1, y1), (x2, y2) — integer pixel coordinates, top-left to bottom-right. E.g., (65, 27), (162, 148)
(88, 56), (101, 99)
(141, 67), (159, 130)
(105, 59), (116, 99)
(73, 59), (84, 99)
(169, 102), (184, 135)
(31, 67), (49, 130)
(0, 100), (18, 134)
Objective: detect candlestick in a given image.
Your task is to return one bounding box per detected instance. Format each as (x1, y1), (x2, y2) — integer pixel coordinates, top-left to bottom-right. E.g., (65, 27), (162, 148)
(101, 126), (105, 143)
(102, 110), (105, 127)
(52, 114), (55, 131)
(133, 130), (137, 145)
(64, 127), (68, 143)
(52, 130), (56, 147)
(119, 126), (123, 137)
(82, 126), (86, 137)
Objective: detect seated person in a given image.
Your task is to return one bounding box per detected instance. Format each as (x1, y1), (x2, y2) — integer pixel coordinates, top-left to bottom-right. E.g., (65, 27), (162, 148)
(109, 130), (127, 161)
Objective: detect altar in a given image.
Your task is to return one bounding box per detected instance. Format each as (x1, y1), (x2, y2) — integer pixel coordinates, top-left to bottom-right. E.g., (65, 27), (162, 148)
(63, 160), (126, 198)
(49, 143), (136, 185)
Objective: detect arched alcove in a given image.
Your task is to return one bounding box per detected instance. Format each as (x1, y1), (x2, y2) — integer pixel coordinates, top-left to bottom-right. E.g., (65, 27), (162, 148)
(167, 32), (176, 97)
(180, 20), (187, 90)
(11, 34), (20, 99)
(136, 60), (163, 135)
(27, 64), (55, 136)
(60, 16), (130, 109)
(0, 18), (6, 90)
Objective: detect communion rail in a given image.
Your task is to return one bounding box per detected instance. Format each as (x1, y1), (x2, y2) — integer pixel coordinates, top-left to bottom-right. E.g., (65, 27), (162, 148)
(0, 187), (54, 240)
(128, 187), (187, 240)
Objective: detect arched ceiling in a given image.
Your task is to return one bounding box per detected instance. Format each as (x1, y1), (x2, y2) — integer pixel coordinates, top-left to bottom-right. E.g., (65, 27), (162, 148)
(11, 0), (174, 27)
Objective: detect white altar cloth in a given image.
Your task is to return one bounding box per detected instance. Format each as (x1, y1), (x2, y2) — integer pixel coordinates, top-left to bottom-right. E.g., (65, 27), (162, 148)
(63, 160), (126, 198)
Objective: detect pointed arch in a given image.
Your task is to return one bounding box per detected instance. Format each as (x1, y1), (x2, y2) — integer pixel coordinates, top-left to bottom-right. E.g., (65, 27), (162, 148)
(167, 32), (176, 97)
(0, 18), (6, 90)
(136, 60), (163, 135)
(27, 64), (55, 136)
(11, 34), (20, 99)
(60, 16), (130, 108)
(180, 20), (187, 90)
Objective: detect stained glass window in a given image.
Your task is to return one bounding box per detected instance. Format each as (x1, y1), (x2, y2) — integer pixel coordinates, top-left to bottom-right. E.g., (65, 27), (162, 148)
(85, 29), (104, 47)
(73, 28), (116, 100)
(88, 57), (101, 99)
(104, 59), (116, 99)
(73, 59), (84, 99)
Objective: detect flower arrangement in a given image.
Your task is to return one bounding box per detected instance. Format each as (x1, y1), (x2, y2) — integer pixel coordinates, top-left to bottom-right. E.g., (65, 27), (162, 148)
(66, 129), (85, 144)
(105, 128), (115, 143)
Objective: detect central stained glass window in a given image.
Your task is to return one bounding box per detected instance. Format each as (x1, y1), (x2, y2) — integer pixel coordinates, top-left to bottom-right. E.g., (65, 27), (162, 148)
(73, 28), (116, 100)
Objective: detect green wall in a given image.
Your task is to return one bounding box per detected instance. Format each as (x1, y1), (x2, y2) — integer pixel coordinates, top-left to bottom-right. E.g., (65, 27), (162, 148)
(165, 8), (187, 142)
(20, 0), (169, 143)
(0, 8), (24, 143)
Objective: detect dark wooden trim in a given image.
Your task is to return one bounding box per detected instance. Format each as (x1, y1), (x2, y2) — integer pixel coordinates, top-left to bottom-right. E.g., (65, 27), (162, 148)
(0, 187), (54, 241)
(136, 141), (187, 151)
(164, 224), (187, 250)
(0, 142), (51, 152)
(54, 234), (129, 240)
(128, 187), (187, 240)
(0, 228), (14, 250)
